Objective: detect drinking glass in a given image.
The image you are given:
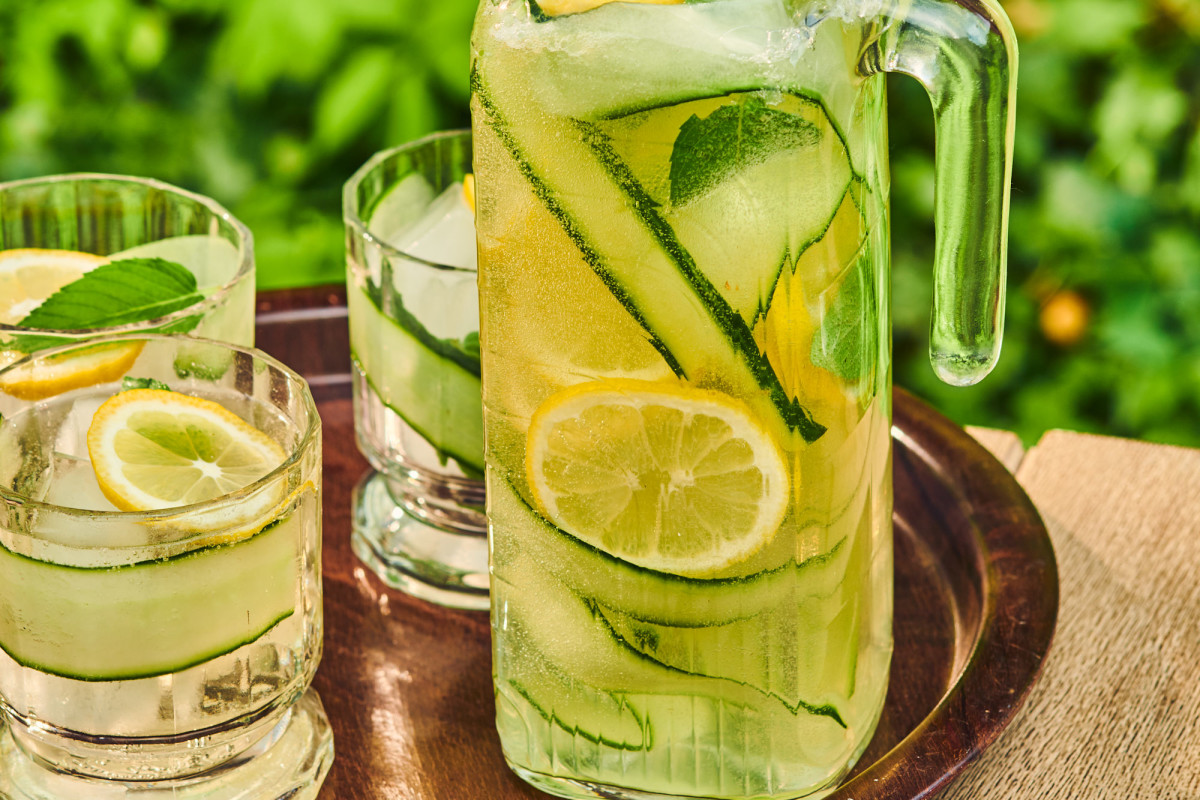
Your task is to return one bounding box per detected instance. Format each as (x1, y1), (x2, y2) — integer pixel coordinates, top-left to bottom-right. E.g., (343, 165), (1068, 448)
(0, 173), (256, 354)
(471, 0), (1015, 798)
(0, 335), (332, 799)
(344, 130), (487, 610)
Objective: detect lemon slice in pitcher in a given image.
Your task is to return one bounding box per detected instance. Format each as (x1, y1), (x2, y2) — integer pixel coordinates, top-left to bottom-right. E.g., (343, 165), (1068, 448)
(538, 0), (683, 16)
(526, 379), (789, 576)
(88, 389), (287, 534)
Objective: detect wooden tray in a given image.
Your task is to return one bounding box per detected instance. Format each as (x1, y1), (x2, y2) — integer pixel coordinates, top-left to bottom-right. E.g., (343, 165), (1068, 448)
(256, 288), (1059, 800)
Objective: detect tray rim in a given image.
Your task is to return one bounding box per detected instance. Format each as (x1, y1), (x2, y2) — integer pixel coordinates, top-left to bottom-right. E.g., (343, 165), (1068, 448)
(827, 388), (1059, 799)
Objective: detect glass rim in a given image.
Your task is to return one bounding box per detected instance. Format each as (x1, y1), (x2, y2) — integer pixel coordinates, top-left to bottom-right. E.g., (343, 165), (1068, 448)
(0, 172), (255, 337)
(342, 129), (474, 274)
(0, 333), (319, 522)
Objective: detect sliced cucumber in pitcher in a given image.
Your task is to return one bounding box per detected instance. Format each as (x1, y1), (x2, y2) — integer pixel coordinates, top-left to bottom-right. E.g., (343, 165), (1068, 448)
(472, 64), (825, 443)
(0, 511), (302, 681)
(592, 601), (848, 717)
(496, 548), (847, 751)
(494, 567), (658, 760)
(595, 92), (855, 330)
(347, 279), (484, 473)
(794, 484), (876, 703)
(596, 484), (875, 708)
(490, 475), (854, 628)
(498, 612), (652, 752)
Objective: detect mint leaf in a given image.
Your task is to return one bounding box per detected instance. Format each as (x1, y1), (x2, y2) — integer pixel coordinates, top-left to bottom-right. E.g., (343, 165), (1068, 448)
(11, 258), (204, 352)
(122, 376), (172, 392)
(367, 283), (481, 378)
(810, 253), (877, 392)
(669, 96), (820, 206)
(458, 331), (480, 360)
(18, 258), (202, 331)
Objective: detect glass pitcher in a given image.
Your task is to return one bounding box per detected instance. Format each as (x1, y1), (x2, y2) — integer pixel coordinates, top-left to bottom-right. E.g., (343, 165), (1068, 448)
(470, 0), (1015, 797)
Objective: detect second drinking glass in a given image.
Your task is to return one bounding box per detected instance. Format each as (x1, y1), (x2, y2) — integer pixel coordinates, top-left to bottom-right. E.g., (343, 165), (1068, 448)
(344, 131), (488, 610)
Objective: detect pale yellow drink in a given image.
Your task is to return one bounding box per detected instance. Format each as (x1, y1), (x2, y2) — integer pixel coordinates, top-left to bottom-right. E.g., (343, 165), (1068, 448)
(472, 0), (894, 797)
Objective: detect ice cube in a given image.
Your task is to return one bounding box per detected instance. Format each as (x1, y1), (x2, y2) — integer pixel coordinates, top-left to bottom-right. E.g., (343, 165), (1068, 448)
(392, 183), (477, 271)
(368, 173), (436, 246)
(53, 395), (105, 459)
(43, 454), (118, 513)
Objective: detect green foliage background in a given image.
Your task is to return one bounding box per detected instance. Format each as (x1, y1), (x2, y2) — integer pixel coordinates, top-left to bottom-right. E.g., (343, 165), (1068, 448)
(1, 0), (1197, 446)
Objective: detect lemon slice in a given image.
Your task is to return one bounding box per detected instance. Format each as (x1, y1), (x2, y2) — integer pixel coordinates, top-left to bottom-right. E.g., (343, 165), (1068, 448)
(0, 341), (145, 401)
(0, 248), (140, 400)
(87, 389), (287, 527)
(186, 480), (312, 548)
(538, 0), (683, 16)
(526, 379), (789, 576)
(463, 173), (476, 213)
(0, 248), (108, 325)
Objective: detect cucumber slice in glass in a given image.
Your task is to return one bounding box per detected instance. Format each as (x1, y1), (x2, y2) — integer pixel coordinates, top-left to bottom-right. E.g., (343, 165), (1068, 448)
(347, 280), (484, 473)
(0, 510), (301, 682)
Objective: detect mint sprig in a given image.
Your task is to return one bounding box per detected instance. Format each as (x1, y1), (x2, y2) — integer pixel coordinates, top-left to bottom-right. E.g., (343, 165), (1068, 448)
(9, 258), (203, 352)
(811, 254), (878, 393)
(669, 96), (820, 206)
(122, 376), (173, 392)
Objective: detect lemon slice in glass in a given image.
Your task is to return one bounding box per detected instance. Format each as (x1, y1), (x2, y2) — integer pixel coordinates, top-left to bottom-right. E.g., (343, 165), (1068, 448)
(463, 173), (476, 213)
(0, 342), (145, 401)
(87, 389), (287, 532)
(526, 379), (789, 576)
(0, 249), (145, 400)
(0, 248), (107, 325)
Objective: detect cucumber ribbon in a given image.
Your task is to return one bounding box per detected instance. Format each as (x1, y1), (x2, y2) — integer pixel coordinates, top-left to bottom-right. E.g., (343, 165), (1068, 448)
(472, 64), (828, 444)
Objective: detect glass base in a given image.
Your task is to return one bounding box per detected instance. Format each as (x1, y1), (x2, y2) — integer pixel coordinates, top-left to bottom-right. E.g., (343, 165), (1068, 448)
(351, 470), (490, 611)
(0, 690), (333, 800)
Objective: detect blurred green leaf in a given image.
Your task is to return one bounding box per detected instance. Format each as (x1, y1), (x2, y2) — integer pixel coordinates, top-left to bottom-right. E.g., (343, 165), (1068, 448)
(314, 47), (394, 152)
(1044, 0), (1146, 54)
(386, 66), (439, 145)
(1096, 293), (1176, 367)
(1095, 67), (1187, 148)
(1180, 129), (1200, 213)
(214, 0), (341, 93)
(1112, 371), (1179, 432)
(124, 9), (169, 72)
(423, 0), (476, 99)
(1041, 162), (1119, 241)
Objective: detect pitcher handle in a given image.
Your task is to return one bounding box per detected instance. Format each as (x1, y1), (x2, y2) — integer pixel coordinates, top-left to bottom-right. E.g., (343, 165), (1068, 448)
(862, 0), (1017, 385)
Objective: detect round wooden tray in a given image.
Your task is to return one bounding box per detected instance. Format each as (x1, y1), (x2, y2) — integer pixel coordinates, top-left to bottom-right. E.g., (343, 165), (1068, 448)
(256, 288), (1059, 800)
